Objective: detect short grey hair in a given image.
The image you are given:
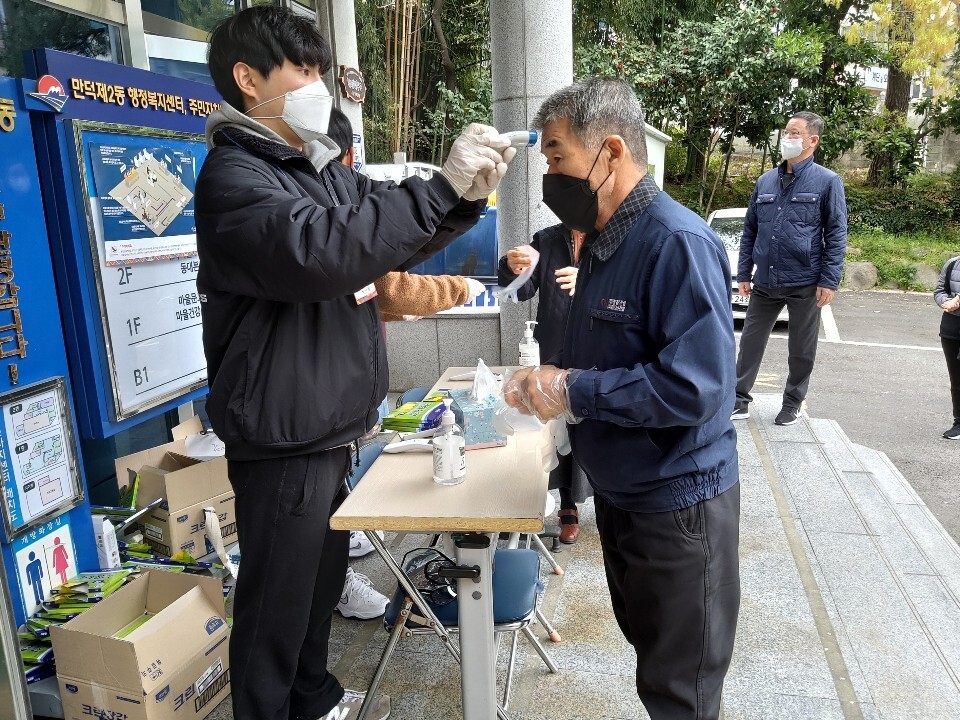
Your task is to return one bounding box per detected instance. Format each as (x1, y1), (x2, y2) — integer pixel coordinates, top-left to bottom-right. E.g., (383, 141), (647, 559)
(534, 77), (648, 168)
(790, 111), (825, 137)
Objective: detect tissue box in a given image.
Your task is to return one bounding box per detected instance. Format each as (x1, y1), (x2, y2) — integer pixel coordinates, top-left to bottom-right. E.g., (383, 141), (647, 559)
(447, 389), (507, 450)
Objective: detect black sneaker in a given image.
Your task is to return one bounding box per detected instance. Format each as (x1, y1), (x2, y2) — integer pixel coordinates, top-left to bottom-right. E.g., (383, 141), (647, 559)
(944, 423), (960, 440)
(774, 406), (800, 426)
(731, 400), (750, 420)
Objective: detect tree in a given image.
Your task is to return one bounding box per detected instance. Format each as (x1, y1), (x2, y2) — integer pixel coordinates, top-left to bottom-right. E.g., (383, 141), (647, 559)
(781, 0), (880, 164)
(355, 0), (491, 163)
(578, 0), (822, 214)
(839, 0), (960, 184)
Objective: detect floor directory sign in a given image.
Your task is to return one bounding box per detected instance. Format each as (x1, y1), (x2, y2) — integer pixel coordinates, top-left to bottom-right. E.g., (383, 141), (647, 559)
(0, 378), (83, 539)
(75, 122), (208, 421)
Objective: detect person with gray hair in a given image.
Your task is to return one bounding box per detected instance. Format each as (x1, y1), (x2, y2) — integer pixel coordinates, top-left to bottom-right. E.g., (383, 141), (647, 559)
(504, 76), (741, 720)
(731, 110), (848, 426)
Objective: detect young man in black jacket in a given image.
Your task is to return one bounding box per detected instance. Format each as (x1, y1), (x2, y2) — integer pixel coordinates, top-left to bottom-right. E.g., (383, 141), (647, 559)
(196, 8), (514, 720)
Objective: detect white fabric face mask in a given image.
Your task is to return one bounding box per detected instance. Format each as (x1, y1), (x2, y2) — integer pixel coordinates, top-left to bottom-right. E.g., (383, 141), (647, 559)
(780, 137), (805, 161)
(247, 79), (333, 144)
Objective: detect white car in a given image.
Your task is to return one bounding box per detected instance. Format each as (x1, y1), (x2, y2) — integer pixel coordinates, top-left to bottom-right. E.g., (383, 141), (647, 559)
(706, 207), (787, 323)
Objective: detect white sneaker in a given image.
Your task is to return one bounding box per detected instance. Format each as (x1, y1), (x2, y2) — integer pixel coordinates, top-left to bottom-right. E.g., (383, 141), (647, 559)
(348, 530), (384, 558)
(319, 689), (390, 719)
(337, 567), (389, 620)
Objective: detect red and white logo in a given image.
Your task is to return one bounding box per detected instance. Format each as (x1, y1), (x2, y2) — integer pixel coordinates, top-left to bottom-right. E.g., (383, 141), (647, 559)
(28, 75), (68, 112)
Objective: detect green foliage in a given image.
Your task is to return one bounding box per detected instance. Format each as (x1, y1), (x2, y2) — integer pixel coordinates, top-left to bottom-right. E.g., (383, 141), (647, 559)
(416, 78), (492, 165)
(861, 111), (922, 188)
(846, 171), (960, 232)
(577, 0), (822, 213)
(355, 0), (491, 163)
(847, 227), (959, 290)
(783, 0), (880, 164)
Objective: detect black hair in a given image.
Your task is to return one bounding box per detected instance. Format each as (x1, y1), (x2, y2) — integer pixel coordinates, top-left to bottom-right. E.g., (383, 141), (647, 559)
(326, 107), (353, 162)
(207, 6), (332, 112)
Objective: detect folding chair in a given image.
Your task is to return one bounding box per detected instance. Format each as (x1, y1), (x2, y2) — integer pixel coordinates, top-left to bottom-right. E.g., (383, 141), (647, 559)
(347, 441), (560, 720)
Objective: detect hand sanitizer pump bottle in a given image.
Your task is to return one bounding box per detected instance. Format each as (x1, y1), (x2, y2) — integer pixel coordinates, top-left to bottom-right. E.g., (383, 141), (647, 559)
(519, 320), (540, 367)
(432, 398), (466, 486)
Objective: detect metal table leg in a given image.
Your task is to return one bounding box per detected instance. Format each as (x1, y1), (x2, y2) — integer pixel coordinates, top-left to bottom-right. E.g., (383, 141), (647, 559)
(454, 532), (498, 720)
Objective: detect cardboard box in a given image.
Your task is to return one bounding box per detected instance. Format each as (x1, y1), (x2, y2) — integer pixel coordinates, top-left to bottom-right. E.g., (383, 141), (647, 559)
(136, 453), (235, 558)
(114, 418), (235, 558)
(52, 571), (231, 720)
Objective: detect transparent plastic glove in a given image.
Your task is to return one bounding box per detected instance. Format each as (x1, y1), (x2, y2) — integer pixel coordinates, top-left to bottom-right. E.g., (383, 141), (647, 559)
(492, 396), (544, 435)
(502, 365), (577, 423)
(439, 123), (507, 197)
(549, 418), (571, 455)
(465, 278), (486, 298)
(496, 245), (540, 303)
(463, 146), (517, 201)
(470, 358), (499, 403)
(555, 266), (578, 297)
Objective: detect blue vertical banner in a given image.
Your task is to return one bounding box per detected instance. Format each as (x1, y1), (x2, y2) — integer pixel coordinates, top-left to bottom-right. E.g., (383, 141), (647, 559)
(24, 49), (221, 437)
(0, 74), (96, 626)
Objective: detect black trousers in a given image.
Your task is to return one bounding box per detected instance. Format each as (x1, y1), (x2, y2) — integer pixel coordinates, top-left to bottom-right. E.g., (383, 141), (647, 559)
(736, 284), (821, 409)
(595, 485), (741, 720)
(227, 448), (351, 720)
(942, 336), (960, 422)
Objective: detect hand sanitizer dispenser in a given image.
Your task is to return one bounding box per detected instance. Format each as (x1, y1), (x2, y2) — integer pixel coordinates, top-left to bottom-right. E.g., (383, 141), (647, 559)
(432, 399), (466, 485)
(519, 321), (540, 367)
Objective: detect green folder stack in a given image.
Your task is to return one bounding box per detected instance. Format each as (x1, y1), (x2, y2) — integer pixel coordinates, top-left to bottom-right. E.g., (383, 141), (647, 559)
(382, 394), (448, 432)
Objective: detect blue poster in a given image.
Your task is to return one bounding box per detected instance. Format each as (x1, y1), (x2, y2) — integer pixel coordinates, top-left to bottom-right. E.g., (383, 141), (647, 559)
(83, 131), (207, 264)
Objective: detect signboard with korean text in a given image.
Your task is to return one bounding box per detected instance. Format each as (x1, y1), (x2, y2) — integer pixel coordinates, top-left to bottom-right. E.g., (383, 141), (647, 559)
(75, 122), (208, 421)
(13, 515), (77, 618)
(0, 379), (83, 539)
(23, 49), (220, 437)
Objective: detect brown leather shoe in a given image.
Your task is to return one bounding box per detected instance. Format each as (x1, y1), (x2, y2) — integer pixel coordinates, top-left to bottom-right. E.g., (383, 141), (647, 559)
(559, 508), (580, 544)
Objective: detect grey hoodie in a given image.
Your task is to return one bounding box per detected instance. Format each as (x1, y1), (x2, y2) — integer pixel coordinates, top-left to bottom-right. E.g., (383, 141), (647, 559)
(204, 100), (340, 173)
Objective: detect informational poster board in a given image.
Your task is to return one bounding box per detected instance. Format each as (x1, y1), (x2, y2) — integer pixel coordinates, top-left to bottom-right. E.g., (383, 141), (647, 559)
(74, 122), (208, 421)
(0, 379), (83, 539)
(13, 517), (77, 617)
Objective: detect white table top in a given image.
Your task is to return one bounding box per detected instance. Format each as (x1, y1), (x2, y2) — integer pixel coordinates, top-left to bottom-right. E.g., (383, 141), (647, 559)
(330, 367), (552, 533)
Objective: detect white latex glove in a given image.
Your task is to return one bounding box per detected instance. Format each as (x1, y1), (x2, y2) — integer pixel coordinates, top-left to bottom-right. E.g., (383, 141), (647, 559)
(401, 315), (422, 321)
(464, 146), (517, 201)
(465, 278), (486, 298)
(439, 123), (508, 198)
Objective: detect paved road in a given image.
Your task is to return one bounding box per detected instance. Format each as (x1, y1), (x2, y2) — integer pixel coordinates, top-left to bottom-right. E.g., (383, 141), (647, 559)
(736, 289), (959, 540)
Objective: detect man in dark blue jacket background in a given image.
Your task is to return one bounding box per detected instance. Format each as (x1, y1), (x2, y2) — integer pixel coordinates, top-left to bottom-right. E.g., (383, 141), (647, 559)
(731, 111), (848, 426)
(505, 77), (740, 720)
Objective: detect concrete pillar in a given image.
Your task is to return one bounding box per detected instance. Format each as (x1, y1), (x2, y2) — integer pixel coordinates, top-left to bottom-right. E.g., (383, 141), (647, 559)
(317, 0), (366, 169)
(490, 0), (573, 364)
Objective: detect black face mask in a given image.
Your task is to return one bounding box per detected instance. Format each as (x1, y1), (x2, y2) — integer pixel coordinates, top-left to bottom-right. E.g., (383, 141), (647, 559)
(541, 146), (613, 232)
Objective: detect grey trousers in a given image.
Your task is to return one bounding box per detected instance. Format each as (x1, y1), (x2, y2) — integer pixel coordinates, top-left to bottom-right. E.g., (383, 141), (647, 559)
(736, 284), (821, 410)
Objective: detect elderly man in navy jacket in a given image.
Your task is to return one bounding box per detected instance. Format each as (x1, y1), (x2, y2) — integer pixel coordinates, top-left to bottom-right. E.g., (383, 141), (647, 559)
(506, 77), (740, 720)
(731, 111), (848, 426)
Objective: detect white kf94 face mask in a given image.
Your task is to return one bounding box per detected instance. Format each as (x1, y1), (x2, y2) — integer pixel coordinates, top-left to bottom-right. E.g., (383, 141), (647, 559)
(780, 137), (805, 161)
(247, 79), (333, 144)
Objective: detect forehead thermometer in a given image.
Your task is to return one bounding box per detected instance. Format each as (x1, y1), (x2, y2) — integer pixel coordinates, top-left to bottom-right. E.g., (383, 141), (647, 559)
(503, 130), (538, 147)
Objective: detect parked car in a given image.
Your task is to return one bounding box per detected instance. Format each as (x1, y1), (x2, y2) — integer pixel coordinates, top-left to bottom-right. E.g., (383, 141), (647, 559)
(706, 207), (787, 323)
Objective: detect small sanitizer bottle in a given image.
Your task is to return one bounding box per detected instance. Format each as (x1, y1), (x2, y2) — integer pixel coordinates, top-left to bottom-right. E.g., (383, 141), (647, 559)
(432, 398), (466, 486)
(519, 321), (540, 367)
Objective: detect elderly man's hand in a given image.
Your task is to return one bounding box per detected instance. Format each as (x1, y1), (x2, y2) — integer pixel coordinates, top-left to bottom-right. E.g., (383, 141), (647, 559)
(503, 365), (571, 422)
(816, 286), (836, 308)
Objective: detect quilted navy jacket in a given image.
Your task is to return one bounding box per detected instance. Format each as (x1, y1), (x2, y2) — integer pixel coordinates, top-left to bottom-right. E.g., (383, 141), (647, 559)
(737, 156), (847, 290)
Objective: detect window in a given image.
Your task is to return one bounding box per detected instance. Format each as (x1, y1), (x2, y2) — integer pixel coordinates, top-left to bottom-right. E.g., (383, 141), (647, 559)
(0, 0), (122, 78)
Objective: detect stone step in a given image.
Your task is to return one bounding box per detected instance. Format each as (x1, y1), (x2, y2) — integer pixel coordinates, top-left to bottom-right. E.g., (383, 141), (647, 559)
(769, 412), (960, 718)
